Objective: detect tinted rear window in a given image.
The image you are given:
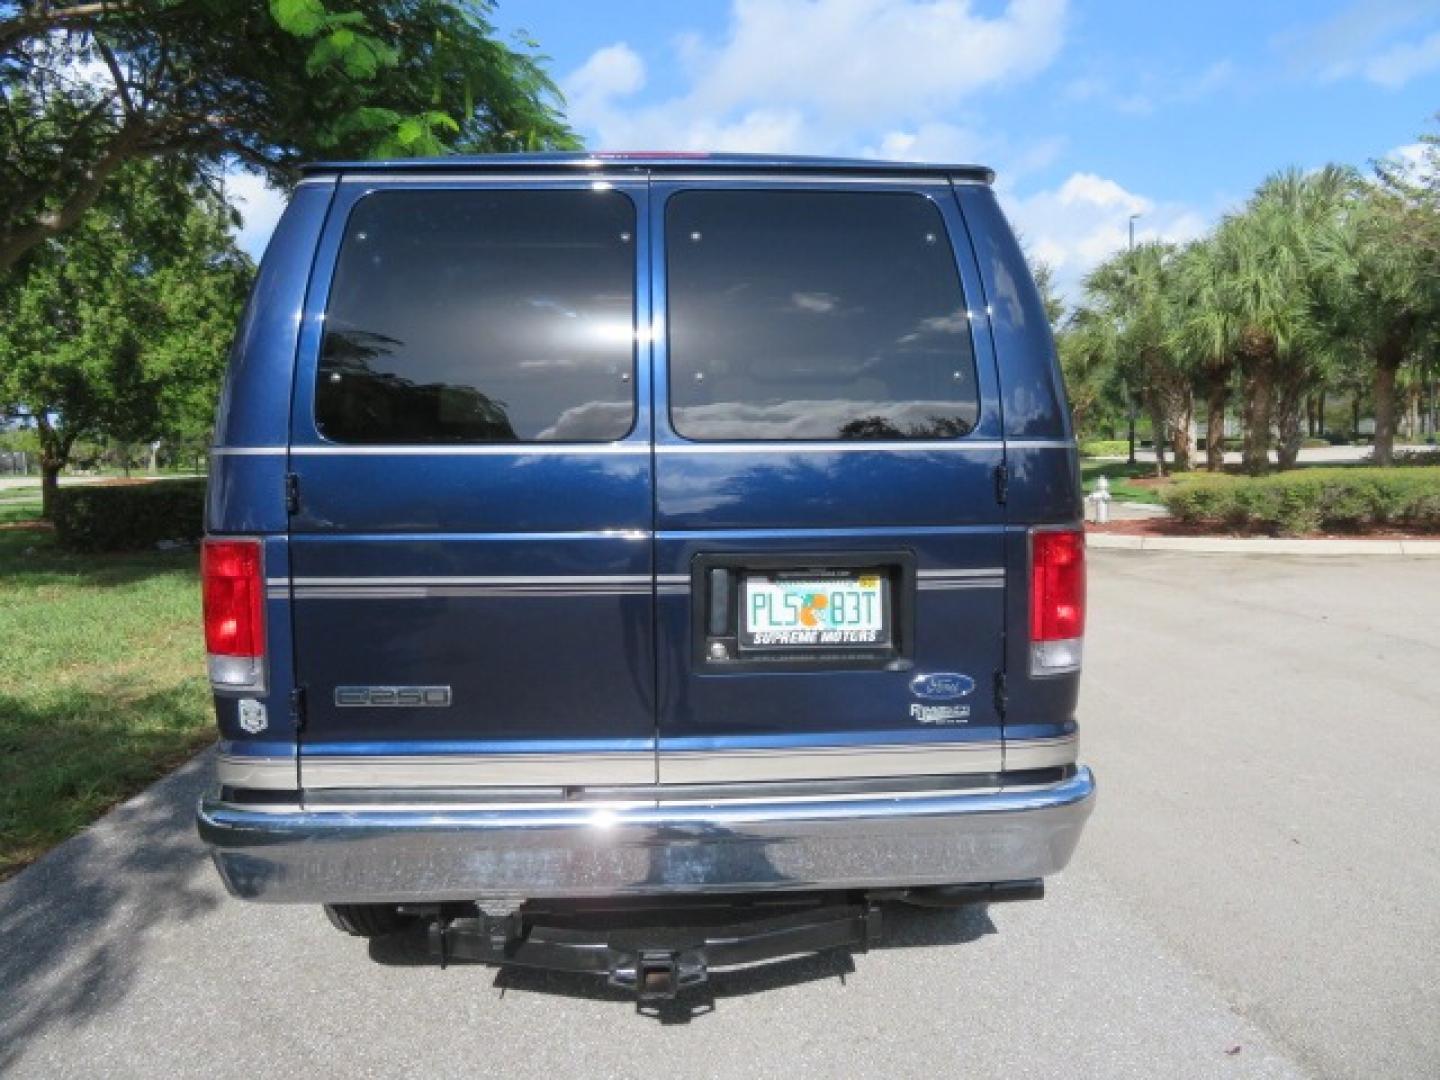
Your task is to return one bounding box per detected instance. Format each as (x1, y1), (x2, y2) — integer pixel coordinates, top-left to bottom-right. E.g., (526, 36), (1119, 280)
(665, 190), (979, 441)
(317, 189), (636, 444)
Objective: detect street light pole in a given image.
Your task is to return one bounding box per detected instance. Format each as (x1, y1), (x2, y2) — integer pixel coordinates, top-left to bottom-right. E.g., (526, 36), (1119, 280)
(1125, 213), (1141, 465)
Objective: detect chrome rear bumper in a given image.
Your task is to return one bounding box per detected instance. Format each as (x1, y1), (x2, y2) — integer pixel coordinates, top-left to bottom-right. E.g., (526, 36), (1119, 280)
(197, 768), (1095, 904)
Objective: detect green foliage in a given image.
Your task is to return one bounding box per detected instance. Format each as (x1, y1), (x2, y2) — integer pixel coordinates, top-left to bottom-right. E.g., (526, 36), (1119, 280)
(1080, 439), (1130, 457)
(0, 1), (579, 272)
(52, 480), (207, 553)
(0, 162), (249, 512)
(1161, 468), (1440, 535)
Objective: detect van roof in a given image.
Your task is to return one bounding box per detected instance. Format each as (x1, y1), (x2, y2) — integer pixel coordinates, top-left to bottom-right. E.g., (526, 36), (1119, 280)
(301, 152), (995, 185)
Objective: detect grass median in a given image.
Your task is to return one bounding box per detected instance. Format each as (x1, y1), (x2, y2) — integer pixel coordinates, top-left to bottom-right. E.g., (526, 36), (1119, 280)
(0, 503), (211, 881)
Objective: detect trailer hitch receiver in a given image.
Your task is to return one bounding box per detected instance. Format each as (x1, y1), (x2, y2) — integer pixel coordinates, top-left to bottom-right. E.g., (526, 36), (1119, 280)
(608, 949), (708, 1001)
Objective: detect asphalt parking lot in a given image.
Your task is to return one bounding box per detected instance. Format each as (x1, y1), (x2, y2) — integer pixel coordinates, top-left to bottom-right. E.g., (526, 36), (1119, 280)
(2, 552), (1437, 1079)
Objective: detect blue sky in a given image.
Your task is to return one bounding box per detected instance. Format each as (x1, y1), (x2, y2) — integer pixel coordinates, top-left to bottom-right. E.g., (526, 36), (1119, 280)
(232, 0), (1440, 297)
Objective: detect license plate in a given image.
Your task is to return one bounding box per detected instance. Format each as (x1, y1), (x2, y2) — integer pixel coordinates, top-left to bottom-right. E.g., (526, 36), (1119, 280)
(740, 571), (890, 650)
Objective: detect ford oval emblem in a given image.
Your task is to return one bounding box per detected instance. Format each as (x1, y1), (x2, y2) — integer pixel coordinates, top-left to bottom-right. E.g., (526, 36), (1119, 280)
(909, 672), (976, 701)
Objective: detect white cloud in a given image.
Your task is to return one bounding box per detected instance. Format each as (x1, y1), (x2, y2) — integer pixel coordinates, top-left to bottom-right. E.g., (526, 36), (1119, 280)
(1279, 0), (1440, 88)
(1359, 29), (1440, 87)
(224, 169), (287, 261)
(564, 0), (1068, 155)
(1382, 140), (1438, 183)
(1003, 172), (1210, 299)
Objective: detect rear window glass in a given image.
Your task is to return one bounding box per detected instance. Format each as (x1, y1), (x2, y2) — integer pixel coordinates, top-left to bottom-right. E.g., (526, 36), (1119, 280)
(316, 189), (636, 444)
(665, 190), (979, 441)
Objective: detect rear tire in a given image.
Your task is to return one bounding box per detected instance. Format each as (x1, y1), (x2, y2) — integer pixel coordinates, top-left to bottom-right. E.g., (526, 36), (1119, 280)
(323, 903), (413, 938)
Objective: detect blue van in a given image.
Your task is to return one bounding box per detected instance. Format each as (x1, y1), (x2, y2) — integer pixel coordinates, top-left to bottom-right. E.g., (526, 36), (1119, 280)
(198, 153), (1093, 995)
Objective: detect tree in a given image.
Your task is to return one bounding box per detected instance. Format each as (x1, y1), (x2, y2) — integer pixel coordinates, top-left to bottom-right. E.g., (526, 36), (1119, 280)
(1079, 242), (1193, 474)
(0, 162), (252, 516)
(1056, 305), (1117, 438)
(1202, 168), (1350, 474)
(1169, 239), (1234, 472)
(0, 1), (578, 273)
(1318, 151), (1440, 466)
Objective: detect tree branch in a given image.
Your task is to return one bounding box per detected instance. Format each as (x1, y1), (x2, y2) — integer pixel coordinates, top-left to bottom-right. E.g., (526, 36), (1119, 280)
(0, 117), (145, 273)
(0, 3), (135, 54)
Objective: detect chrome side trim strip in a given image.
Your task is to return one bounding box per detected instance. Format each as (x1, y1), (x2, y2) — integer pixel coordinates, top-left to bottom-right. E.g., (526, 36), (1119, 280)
(290, 575), (652, 586)
(917, 567), (1005, 578)
(918, 580), (1003, 591)
(658, 173), (953, 186)
(289, 443), (649, 456)
(339, 172), (642, 185)
(301, 752), (655, 789)
(281, 574), (655, 601)
(654, 440), (1005, 454)
(1005, 735), (1080, 770)
(292, 586), (651, 600)
(217, 754), (297, 791)
(659, 741), (1003, 784)
(215, 440), (1071, 457)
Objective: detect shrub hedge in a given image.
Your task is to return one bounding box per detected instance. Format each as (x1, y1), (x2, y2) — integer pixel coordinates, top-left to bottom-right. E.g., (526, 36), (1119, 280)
(1080, 439), (1129, 457)
(1161, 467), (1440, 535)
(52, 479), (207, 553)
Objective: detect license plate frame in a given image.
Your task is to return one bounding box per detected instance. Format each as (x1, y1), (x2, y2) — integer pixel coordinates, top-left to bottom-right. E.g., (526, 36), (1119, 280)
(738, 570), (892, 652)
(688, 551), (916, 672)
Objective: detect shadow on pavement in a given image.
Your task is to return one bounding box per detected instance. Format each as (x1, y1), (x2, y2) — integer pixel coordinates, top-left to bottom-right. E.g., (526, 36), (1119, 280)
(0, 751), (218, 1072)
(367, 902), (996, 1023)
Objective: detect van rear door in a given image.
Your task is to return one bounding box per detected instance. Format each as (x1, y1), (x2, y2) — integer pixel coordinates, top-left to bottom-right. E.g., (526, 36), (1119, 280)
(651, 181), (1008, 785)
(288, 178), (656, 794)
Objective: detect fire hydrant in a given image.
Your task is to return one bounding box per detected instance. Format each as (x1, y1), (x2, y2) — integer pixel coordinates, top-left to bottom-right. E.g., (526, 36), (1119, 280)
(1086, 476), (1111, 524)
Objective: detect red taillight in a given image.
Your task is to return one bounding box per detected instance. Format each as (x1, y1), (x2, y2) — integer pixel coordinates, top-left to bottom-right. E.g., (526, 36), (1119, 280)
(1030, 528), (1086, 644)
(202, 539), (265, 658)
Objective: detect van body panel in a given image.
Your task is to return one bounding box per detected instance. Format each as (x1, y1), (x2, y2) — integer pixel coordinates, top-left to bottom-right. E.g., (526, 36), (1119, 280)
(199, 156), (1093, 912)
(286, 179), (657, 784)
(952, 184), (1071, 440)
(648, 180), (1009, 781)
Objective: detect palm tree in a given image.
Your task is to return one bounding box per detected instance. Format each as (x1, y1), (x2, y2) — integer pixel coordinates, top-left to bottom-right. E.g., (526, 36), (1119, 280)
(1314, 171), (1438, 465)
(1080, 242), (1192, 474)
(1057, 305), (1118, 437)
(1169, 238), (1234, 471)
(1204, 167), (1351, 473)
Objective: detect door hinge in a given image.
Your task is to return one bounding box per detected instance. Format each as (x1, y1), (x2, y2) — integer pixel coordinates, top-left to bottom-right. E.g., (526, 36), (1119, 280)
(289, 686), (308, 732)
(993, 462), (1009, 506)
(284, 471), (300, 514)
(993, 671), (1008, 719)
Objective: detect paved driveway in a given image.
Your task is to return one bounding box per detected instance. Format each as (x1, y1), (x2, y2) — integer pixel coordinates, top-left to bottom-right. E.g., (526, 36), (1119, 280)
(2, 553), (1437, 1079)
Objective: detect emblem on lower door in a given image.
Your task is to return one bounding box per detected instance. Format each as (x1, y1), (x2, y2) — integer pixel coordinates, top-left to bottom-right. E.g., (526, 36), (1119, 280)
(909, 672), (976, 701)
(334, 686), (452, 707)
(237, 698), (268, 734)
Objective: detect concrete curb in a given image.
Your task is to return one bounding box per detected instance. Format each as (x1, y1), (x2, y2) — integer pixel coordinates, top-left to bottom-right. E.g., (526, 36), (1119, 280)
(1087, 532), (1440, 557)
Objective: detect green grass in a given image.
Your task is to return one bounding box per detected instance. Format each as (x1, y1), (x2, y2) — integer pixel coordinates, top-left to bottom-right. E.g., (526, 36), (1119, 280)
(0, 510), (211, 880)
(0, 491), (44, 525)
(1080, 460), (1168, 505)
